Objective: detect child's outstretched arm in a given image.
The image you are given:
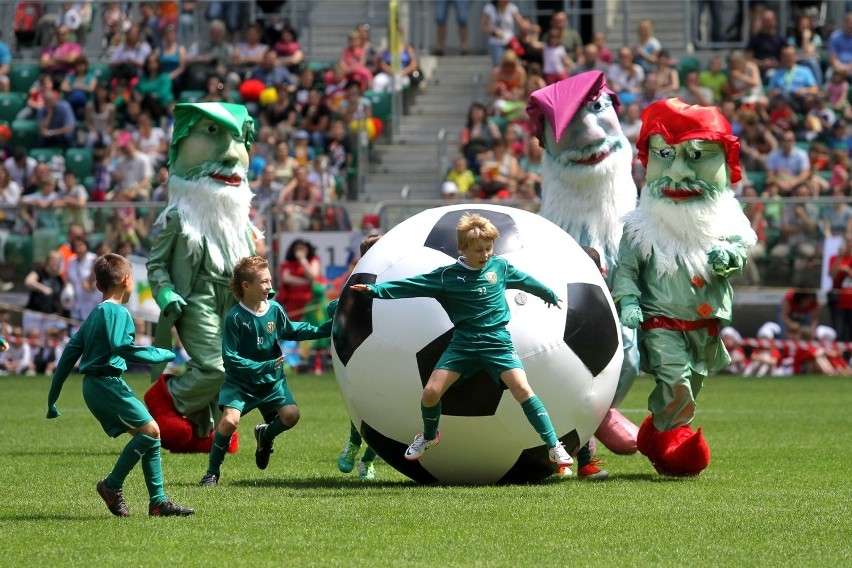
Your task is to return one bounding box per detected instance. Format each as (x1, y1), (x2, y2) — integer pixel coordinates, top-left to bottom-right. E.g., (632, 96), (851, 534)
(47, 332), (84, 419)
(350, 270), (444, 300)
(503, 263), (561, 307)
(111, 313), (176, 365)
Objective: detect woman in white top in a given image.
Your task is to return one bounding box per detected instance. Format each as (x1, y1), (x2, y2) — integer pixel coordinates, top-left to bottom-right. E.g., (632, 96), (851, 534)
(64, 238), (100, 325)
(480, 0), (528, 68)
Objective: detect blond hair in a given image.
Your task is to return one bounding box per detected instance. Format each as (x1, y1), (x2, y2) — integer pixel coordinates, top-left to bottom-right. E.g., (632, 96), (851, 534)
(457, 213), (499, 249)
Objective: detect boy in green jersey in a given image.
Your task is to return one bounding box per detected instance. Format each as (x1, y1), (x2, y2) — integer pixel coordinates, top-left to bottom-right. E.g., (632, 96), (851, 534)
(46, 253), (194, 517)
(200, 256), (332, 486)
(351, 212), (574, 471)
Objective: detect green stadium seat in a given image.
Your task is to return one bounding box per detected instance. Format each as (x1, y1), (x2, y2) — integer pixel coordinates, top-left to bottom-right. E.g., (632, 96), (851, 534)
(364, 90), (392, 123)
(28, 147), (63, 164)
(65, 147), (94, 178)
(10, 119), (39, 149)
(89, 62), (113, 85)
(307, 60), (334, 74)
(677, 56), (702, 84)
(747, 171), (766, 193)
(0, 92), (27, 123)
(82, 174), (95, 193)
(9, 63), (42, 93)
(179, 90), (204, 103)
(229, 90), (243, 104)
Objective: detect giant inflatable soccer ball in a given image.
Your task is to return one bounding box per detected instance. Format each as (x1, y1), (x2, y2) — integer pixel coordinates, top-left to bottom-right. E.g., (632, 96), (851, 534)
(331, 205), (622, 484)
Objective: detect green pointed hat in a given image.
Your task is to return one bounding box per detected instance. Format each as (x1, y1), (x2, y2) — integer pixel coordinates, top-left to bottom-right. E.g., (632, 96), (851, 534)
(167, 102), (256, 168)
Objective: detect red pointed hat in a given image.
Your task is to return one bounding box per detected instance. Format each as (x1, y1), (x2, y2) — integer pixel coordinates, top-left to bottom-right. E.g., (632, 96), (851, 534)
(526, 71), (620, 146)
(636, 98), (741, 183)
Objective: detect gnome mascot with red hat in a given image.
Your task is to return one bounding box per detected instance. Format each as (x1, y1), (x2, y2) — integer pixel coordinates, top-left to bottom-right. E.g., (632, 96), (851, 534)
(612, 99), (756, 476)
(526, 71), (641, 475)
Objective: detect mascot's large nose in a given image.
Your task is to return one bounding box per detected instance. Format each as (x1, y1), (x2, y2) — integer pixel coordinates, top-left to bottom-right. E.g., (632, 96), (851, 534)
(573, 112), (606, 147)
(221, 137), (242, 167)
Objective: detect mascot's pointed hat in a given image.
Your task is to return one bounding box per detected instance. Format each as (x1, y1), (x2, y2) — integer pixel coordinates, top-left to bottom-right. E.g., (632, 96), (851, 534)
(636, 98), (741, 183)
(525, 71), (620, 146)
(167, 102), (255, 168)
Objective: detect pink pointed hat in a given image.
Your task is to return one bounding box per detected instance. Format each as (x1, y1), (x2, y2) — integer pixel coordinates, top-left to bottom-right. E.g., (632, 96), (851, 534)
(526, 71), (620, 146)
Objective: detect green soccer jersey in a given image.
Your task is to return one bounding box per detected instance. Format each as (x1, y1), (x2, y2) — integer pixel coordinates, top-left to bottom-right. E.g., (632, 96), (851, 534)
(222, 300), (332, 386)
(365, 256), (559, 335)
(48, 301), (176, 411)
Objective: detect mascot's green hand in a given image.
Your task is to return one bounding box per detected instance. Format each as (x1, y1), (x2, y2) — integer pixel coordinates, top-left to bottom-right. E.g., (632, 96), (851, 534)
(619, 296), (643, 329)
(47, 404), (60, 419)
(164, 296), (187, 318)
(707, 246), (730, 273)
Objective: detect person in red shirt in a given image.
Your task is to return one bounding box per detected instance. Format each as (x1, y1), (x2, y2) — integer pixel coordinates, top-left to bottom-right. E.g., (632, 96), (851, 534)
(828, 233), (852, 341)
(778, 288), (820, 339)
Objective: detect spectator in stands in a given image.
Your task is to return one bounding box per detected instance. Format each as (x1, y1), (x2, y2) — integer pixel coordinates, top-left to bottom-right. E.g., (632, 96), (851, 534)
(652, 50), (679, 98)
(698, 54), (727, 104)
(39, 25), (82, 85)
(249, 48), (296, 94)
(541, 27), (572, 85)
(434, 0), (470, 56)
(274, 25), (304, 74)
(0, 31), (10, 92)
(480, 0), (528, 68)
(487, 49), (527, 118)
(745, 8), (786, 80)
(0, 125), (10, 162)
(186, 19), (233, 91)
(23, 250), (64, 342)
(767, 46), (818, 112)
(723, 49), (767, 107)
(83, 81), (115, 147)
(292, 130), (316, 168)
(336, 29), (373, 93)
(607, 46), (644, 106)
(300, 87), (333, 149)
(19, 174), (63, 233)
(459, 101), (500, 174)
(279, 168), (321, 231)
(677, 70), (714, 107)
(4, 148), (37, 193)
(337, 80), (372, 129)
(779, 288), (820, 339)
(545, 10), (582, 65)
(277, 238), (322, 322)
(632, 19), (661, 74)
(204, 1), (242, 34)
(0, 328), (33, 375)
(135, 52), (174, 124)
(250, 163), (285, 231)
(477, 137), (520, 199)
(231, 23), (268, 83)
(134, 111), (168, 168)
(828, 12), (852, 81)
(60, 56), (96, 121)
(828, 232), (852, 340)
(741, 184), (767, 285)
(821, 181), (852, 238)
(17, 74), (53, 122)
(620, 101), (643, 148)
(112, 130), (153, 201)
(767, 130), (811, 196)
(109, 24), (153, 81)
(788, 12), (824, 85)
(57, 169), (90, 232)
(739, 109), (777, 172)
(36, 90), (76, 149)
(444, 155), (476, 199)
(154, 23), (187, 97)
(102, 2), (127, 51)
(570, 43), (608, 77)
(635, 71), (663, 109)
(593, 31), (613, 64)
(65, 236), (99, 324)
(770, 182), (820, 278)
(372, 27), (420, 93)
(825, 69), (851, 121)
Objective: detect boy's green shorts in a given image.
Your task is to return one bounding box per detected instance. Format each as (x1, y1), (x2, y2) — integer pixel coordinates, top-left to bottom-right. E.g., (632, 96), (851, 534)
(218, 379), (296, 416)
(435, 342), (523, 383)
(83, 375), (153, 438)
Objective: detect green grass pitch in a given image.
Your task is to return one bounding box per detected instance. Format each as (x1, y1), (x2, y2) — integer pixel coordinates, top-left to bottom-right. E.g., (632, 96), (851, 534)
(0, 372), (849, 566)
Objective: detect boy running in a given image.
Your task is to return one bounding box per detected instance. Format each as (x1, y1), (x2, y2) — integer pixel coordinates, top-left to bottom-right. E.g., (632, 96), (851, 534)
(47, 253), (193, 517)
(200, 255), (332, 486)
(351, 212), (574, 471)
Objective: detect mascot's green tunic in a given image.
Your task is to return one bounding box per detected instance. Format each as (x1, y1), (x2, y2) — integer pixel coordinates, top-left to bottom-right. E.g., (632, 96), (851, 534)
(612, 99), (756, 477)
(144, 102), (260, 452)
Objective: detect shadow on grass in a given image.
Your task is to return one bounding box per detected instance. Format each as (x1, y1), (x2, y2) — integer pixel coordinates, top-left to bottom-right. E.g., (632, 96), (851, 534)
(198, 476), (417, 490)
(5, 450), (116, 457)
(0, 513), (102, 521)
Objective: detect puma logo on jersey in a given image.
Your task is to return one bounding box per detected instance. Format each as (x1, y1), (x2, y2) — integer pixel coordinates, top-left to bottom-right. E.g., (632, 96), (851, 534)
(457, 276), (466, 283)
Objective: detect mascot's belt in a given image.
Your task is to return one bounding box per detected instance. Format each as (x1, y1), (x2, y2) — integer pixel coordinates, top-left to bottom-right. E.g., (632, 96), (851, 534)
(641, 316), (719, 335)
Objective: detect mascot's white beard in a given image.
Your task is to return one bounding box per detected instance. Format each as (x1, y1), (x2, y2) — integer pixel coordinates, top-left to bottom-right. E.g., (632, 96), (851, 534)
(622, 188), (757, 278)
(539, 138), (636, 255)
(158, 171), (257, 272)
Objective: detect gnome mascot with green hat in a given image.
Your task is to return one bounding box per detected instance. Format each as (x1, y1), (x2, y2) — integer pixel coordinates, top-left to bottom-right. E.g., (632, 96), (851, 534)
(144, 102), (262, 453)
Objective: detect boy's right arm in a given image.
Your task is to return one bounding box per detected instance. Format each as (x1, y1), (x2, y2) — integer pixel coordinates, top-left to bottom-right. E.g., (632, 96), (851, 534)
(47, 332), (84, 419)
(351, 271), (443, 300)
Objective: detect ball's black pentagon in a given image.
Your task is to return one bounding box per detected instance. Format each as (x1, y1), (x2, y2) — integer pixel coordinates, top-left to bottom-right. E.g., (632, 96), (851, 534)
(563, 282), (619, 377)
(415, 329), (507, 416)
(360, 420), (438, 484)
(332, 272), (377, 366)
(424, 209), (522, 258)
(497, 430), (581, 484)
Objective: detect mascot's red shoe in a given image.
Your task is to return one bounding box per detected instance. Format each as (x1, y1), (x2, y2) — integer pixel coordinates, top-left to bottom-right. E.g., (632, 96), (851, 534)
(595, 408), (639, 455)
(655, 426), (710, 477)
(144, 374), (193, 450)
(636, 414), (658, 461)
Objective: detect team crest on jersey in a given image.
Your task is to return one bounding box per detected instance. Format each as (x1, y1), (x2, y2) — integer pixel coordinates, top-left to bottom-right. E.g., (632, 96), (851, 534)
(484, 271), (497, 284)
(267, 322), (276, 334)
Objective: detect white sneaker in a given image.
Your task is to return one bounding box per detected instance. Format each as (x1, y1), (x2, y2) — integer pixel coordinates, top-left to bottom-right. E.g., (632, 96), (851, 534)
(548, 442), (574, 467)
(404, 432), (441, 461)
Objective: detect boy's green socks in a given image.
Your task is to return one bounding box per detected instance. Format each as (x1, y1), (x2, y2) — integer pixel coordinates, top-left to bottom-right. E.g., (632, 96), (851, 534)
(138, 435), (167, 505)
(107, 433), (159, 489)
(422, 401), (442, 440)
(263, 417), (290, 442)
(206, 431), (232, 476)
(521, 395), (558, 448)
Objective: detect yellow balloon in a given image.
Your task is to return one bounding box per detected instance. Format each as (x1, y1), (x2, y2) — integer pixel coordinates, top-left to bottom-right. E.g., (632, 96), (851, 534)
(259, 86), (278, 107)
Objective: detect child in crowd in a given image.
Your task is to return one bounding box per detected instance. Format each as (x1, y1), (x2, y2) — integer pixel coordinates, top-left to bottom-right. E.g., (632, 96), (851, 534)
(1, 327), (34, 376)
(336, 233), (382, 480)
(200, 256), (332, 487)
(350, 213), (574, 473)
(542, 27), (572, 85)
(816, 325), (852, 376)
(776, 321), (835, 376)
(444, 155), (476, 198)
(47, 253), (193, 517)
(743, 322), (781, 377)
(720, 326), (747, 375)
(33, 327), (61, 375)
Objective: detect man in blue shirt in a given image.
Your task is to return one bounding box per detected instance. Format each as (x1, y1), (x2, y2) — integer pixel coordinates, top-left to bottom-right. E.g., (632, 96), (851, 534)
(37, 90), (77, 148)
(829, 12), (852, 80)
(767, 46), (818, 111)
(0, 31), (10, 92)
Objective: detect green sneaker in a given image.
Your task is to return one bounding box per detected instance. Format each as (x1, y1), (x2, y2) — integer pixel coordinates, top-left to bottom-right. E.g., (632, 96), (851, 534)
(356, 460), (376, 480)
(337, 441), (360, 473)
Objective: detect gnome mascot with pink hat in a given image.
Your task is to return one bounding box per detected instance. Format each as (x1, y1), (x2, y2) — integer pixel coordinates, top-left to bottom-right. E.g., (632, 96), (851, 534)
(526, 71), (642, 474)
(612, 99), (756, 476)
